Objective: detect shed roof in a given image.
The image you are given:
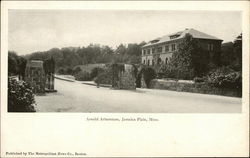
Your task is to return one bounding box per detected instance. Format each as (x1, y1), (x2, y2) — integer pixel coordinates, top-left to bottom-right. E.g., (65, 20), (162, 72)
(142, 28), (222, 48)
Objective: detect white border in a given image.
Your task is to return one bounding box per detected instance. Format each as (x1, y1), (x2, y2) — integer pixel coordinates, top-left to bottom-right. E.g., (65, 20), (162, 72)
(1, 1), (249, 157)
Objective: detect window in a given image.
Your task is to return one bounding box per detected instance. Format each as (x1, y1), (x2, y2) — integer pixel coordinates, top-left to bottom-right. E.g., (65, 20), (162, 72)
(147, 49), (151, 54)
(208, 44), (214, 51)
(147, 59), (150, 66)
(157, 47), (162, 53)
(152, 48), (155, 54)
(165, 57), (168, 64)
(169, 32), (182, 39)
(143, 50), (146, 55)
(171, 44), (176, 51)
(170, 35), (180, 39)
(152, 60), (155, 66)
(157, 58), (162, 65)
(165, 45), (169, 52)
(143, 60), (145, 64)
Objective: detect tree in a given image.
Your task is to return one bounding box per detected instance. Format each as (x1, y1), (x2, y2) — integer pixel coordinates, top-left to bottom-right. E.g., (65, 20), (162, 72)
(66, 67), (73, 75)
(8, 78), (36, 112)
(43, 57), (55, 75)
(139, 41), (147, 47)
(58, 68), (65, 74)
(90, 67), (105, 79)
(101, 45), (114, 54)
(220, 33), (242, 71)
(220, 42), (234, 66)
(18, 56), (27, 79)
(115, 44), (127, 55)
(22, 42), (143, 71)
(141, 66), (156, 88)
(8, 51), (18, 75)
(165, 34), (208, 79)
(233, 33), (242, 71)
(73, 67), (82, 75)
(127, 43), (141, 56)
(8, 51), (27, 78)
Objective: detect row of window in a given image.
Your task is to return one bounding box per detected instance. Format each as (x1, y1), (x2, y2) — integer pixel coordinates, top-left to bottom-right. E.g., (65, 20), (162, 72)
(142, 44), (177, 55)
(143, 57), (169, 66)
(143, 43), (215, 55)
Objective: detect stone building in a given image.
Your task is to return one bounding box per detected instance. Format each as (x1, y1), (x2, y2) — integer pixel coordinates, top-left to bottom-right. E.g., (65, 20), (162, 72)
(112, 64), (136, 90)
(25, 60), (46, 94)
(141, 28), (223, 66)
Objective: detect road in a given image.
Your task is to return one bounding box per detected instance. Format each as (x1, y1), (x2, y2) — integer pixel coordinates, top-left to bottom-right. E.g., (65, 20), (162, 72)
(35, 78), (242, 113)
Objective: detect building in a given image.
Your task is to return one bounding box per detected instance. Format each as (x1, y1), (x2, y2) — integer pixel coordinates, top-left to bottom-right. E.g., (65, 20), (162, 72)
(25, 60), (46, 94)
(141, 28), (223, 66)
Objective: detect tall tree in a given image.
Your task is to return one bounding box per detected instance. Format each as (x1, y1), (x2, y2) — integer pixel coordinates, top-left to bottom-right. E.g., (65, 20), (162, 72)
(115, 44), (126, 55)
(233, 33), (242, 71)
(166, 34), (208, 79)
(8, 51), (18, 75)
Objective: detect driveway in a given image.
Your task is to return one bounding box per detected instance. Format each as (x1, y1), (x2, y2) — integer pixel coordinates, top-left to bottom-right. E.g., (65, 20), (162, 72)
(35, 78), (242, 113)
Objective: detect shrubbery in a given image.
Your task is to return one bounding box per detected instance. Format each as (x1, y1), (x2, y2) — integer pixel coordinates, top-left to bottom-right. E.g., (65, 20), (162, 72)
(57, 67), (74, 75)
(93, 64), (119, 85)
(74, 67), (106, 81)
(193, 77), (205, 83)
(75, 71), (91, 81)
(8, 51), (27, 78)
(206, 66), (242, 89)
(57, 68), (65, 74)
(94, 70), (112, 85)
(93, 64), (137, 86)
(141, 66), (156, 88)
(73, 66), (82, 75)
(90, 67), (105, 79)
(8, 78), (36, 112)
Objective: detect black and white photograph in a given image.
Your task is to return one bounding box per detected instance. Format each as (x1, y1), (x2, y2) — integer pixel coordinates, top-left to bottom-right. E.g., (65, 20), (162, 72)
(1, 1), (249, 157)
(8, 10), (242, 113)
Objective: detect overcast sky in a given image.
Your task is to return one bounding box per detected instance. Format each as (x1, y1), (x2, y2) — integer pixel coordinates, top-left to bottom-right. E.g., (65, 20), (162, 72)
(8, 10), (241, 55)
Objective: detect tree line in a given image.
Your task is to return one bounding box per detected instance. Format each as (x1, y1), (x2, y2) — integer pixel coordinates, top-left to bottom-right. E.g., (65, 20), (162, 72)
(8, 33), (242, 90)
(8, 51), (27, 78)
(23, 42), (146, 71)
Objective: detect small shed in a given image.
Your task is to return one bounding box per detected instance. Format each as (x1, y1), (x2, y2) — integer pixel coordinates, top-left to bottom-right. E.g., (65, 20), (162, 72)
(25, 60), (46, 93)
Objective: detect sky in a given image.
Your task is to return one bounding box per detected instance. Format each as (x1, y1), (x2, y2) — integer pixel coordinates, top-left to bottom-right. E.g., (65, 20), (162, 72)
(8, 10), (241, 55)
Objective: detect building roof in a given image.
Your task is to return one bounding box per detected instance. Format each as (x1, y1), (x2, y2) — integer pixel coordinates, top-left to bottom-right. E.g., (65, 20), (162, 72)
(26, 60), (44, 68)
(142, 28), (222, 48)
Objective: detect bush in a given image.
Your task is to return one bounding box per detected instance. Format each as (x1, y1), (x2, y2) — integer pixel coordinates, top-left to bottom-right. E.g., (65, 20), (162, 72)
(206, 66), (242, 89)
(93, 63), (138, 86)
(57, 68), (65, 74)
(141, 67), (156, 88)
(73, 67), (82, 75)
(90, 67), (105, 80)
(194, 77), (205, 83)
(8, 78), (36, 112)
(75, 71), (91, 81)
(66, 67), (73, 75)
(94, 71), (112, 85)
